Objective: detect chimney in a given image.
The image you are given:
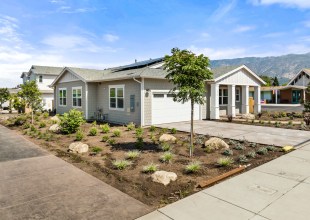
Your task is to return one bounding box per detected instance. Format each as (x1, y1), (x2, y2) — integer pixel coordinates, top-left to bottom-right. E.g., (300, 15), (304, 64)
(135, 59), (137, 63)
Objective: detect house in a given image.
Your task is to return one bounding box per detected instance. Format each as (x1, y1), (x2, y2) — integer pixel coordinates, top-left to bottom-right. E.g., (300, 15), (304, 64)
(50, 59), (265, 126)
(21, 65), (64, 111)
(257, 69), (310, 104)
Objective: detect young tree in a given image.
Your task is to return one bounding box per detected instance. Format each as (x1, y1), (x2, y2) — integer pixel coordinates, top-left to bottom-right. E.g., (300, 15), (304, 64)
(164, 48), (213, 157)
(259, 75), (272, 86)
(18, 81), (42, 123)
(272, 76), (279, 86)
(0, 88), (10, 109)
(304, 82), (310, 113)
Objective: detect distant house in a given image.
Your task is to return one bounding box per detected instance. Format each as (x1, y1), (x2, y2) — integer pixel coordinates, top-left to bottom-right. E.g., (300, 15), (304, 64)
(21, 65), (64, 110)
(51, 59), (265, 125)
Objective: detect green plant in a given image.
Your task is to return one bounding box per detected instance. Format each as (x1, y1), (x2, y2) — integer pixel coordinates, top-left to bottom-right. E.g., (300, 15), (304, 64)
(135, 127), (143, 136)
(161, 128), (168, 134)
(238, 155), (248, 163)
(91, 146), (102, 153)
(142, 163), (159, 173)
(257, 147), (268, 155)
(222, 149), (233, 156)
(205, 145), (214, 153)
(112, 160), (132, 170)
(22, 122), (30, 129)
(160, 152), (174, 163)
(39, 122), (46, 128)
(30, 124), (36, 132)
(247, 151), (257, 158)
(101, 135), (109, 142)
(185, 161), (201, 173)
(107, 138), (116, 145)
(266, 145), (277, 151)
(127, 122), (135, 131)
(125, 150), (141, 160)
(149, 125), (156, 132)
(100, 123), (110, 133)
(92, 120), (97, 126)
(42, 112), (49, 119)
(14, 115), (27, 126)
(195, 135), (205, 145)
(228, 139), (237, 145)
(233, 144), (246, 150)
(75, 130), (84, 141)
(89, 127), (98, 136)
(170, 128), (177, 134)
(217, 157), (234, 167)
(136, 136), (144, 148)
(60, 109), (85, 134)
(113, 129), (121, 137)
(249, 142), (257, 148)
(161, 142), (171, 151)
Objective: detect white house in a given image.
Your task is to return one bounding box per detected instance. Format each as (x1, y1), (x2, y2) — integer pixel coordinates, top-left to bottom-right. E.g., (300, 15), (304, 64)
(21, 65), (64, 111)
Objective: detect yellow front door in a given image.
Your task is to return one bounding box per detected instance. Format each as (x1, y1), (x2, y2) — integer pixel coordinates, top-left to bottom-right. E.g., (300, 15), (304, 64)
(249, 97), (254, 113)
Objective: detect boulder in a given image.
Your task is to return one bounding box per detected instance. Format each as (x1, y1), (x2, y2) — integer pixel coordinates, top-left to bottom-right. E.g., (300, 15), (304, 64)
(49, 124), (61, 133)
(241, 113), (255, 120)
(205, 137), (229, 150)
(51, 116), (61, 123)
(151, 171), (177, 186)
(159, 134), (176, 142)
(68, 142), (89, 154)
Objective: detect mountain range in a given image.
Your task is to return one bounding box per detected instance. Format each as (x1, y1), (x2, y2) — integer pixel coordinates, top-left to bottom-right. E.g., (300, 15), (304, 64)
(210, 52), (310, 84)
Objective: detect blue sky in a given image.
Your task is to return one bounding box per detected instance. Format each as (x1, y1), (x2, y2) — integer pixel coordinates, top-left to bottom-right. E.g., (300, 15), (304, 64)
(1, 0), (310, 87)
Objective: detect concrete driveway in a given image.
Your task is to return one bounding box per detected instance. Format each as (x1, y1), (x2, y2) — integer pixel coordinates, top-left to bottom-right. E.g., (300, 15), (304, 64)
(0, 125), (149, 219)
(155, 120), (310, 147)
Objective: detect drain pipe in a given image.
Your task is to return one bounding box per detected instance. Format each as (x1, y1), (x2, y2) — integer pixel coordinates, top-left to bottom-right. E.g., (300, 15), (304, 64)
(133, 77), (144, 126)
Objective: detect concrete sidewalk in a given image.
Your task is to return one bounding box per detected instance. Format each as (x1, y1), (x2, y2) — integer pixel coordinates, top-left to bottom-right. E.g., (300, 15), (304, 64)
(138, 141), (310, 220)
(156, 120), (310, 146)
(0, 125), (150, 219)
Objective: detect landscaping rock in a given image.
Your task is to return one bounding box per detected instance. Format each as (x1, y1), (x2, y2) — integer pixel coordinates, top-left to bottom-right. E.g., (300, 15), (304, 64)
(159, 134), (176, 142)
(51, 116), (61, 123)
(68, 142), (89, 154)
(205, 137), (229, 150)
(151, 171), (177, 186)
(49, 124), (61, 133)
(241, 113), (255, 120)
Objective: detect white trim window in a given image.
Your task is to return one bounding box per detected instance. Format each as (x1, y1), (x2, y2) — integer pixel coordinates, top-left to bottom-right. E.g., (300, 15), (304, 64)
(59, 88), (67, 106)
(72, 87), (82, 107)
(236, 87), (240, 102)
(219, 88), (228, 105)
(39, 75), (43, 83)
(109, 85), (124, 110)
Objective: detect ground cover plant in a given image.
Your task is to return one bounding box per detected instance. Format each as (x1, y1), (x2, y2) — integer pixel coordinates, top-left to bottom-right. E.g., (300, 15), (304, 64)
(0, 114), (287, 209)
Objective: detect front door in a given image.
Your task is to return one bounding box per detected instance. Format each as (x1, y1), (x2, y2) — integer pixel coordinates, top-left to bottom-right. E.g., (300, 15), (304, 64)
(292, 90), (301, 104)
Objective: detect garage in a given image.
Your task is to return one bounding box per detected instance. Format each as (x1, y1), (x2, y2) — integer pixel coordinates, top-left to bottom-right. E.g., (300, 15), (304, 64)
(151, 92), (200, 124)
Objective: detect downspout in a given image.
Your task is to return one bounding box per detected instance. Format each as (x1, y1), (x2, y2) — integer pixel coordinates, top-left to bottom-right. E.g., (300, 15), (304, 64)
(133, 77), (144, 126)
(85, 82), (88, 120)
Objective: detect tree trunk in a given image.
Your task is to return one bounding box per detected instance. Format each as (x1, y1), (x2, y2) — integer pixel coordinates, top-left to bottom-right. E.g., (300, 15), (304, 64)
(31, 108), (34, 124)
(190, 99), (194, 157)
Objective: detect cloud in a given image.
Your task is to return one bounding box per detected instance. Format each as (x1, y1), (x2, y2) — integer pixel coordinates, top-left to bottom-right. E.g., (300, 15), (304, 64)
(103, 34), (120, 42)
(57, 6), (99, 14)
(304, 20), (310, 28)
(189, 45), (247, 59)
(211, 0), (237, 21)
(50, 0), (65, 4)
(233, 25), (256, 33)
(262, 32), (285, 38)
(249, 0), (310, 9)
(0, 15), (22, 44)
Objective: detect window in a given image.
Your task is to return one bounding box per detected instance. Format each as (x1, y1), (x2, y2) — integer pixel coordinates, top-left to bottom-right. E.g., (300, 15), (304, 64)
(167, 94), (174, 98)
(72, 87), (82, 107)
(59, 88), (67, 106)
(236, 88), (240, 102)
(109, 85), (124, 110)
(219, 88), (228, 105)
(153, 94), (164, 98)
(39, 75), (43, 83)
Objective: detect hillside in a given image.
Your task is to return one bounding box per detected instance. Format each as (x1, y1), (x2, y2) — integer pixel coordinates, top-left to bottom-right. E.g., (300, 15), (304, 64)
(210, 52), (310, 84)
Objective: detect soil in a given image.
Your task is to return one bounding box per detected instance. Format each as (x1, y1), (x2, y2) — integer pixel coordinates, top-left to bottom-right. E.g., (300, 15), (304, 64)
(2, 115), (287, 209)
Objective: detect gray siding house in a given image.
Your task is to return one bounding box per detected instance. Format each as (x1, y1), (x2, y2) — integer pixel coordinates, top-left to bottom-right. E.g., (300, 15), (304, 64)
(51, 59), (265, 126)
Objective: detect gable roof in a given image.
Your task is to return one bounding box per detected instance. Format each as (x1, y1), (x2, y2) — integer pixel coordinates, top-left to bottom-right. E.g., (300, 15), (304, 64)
(30, 65), (64, 75)
(287, 68), (310, 85)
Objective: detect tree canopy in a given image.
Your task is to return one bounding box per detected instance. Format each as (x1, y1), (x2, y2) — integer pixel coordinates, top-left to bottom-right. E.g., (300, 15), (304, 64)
(0, 88), (10, 108)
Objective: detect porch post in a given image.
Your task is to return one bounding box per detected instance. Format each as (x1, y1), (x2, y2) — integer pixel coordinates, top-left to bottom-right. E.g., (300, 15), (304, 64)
(228, 85), (236, 117)
(241, 85), (249, 114)
(254, 86), (261, 114)
(206, 84), (211, 119)
(210, 83), (219, 119)
(275, 90), (278, 104)
(303, 89), (306, 102)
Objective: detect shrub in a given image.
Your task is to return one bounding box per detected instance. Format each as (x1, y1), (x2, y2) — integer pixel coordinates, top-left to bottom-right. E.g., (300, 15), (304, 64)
(161, 128), (168, 134)
(238, 155), (248, 163)
(142, 163), (159, 173)
(101, 135), (109, 142)
(160, 152), (174, 163)
(227, 115), (233, 122)
(149, 125), (156, 132)
(233, 144), (246, 150)
(127, 122), (135, 131)
(135, 127), (143, 136)
(170, 128), (177, 134)
(30, 125), (36, 132)
(249, 142), (257, 148)
(107, 138), (116, 145)
(42, 112), (49, 119)
(92, 146), (102, 153)
(161, 142), (171, 151)
(136, 136), (144, 148)
(185, 161), (201, 173)
(60, 109), (85, 134)
(205, 145), (214, 153)
(267, 145), (277, 151)
(217, 157), (234, 167)
(75, 130), (84, 141)
(228, 140), (237, 145)
(89, 127), (98, 136)
(247, 151), (257, 158)
(125, 150), (140, 160)
(257, 112), (263, 119)
(195, 135), (205, 145)
(92, 121), (97, 126)
(222, 149), (233, 156)
(100, 123), (110, 133)
(113, 129), (121, 137)
(257, 147), (268, 155)
(304, 114), (310, 126)
(22, 122), (30, 129)
(14, 115), (27, 126)
(112, 160), (132, 170)
(280, 111), (287, 117)
(39, 122), (46, 128)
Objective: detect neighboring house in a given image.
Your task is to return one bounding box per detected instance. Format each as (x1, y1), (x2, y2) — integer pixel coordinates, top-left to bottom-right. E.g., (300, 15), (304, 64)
(257, 69), (310, 104)
(21, 65), (64, 110)
(51, 59), (265, 126)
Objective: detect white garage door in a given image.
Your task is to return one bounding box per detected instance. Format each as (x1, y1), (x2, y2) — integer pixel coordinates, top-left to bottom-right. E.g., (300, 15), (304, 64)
(151, 93), (200, 124)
